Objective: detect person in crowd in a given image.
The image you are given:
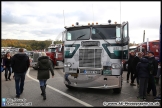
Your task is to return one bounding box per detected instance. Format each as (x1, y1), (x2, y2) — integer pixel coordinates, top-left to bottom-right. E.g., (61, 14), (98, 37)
(131, 52), (143, 86)
(34, 52), (54, 100)
(143, 52), (149, 59)
(3, 52), (12, 81)
(154, 74), (161, 100)
(146, 51), (158, 97)
(136, 57), (150, 100)
(1, 53), (5, 72)
(127, 51), (136, 85)
(11, 48), (30, 98)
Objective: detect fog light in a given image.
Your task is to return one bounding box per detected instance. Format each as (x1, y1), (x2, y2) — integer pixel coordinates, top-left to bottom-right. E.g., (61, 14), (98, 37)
(104, 84), (108, 88)
(74, 82), (77, 86)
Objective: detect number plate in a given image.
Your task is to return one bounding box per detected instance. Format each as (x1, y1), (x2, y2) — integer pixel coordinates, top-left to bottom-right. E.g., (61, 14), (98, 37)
(103, 70), (112, 75)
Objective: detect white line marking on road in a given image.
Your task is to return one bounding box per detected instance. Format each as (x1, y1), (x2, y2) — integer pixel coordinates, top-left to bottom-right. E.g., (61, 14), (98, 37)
(26, 68), (93, 107)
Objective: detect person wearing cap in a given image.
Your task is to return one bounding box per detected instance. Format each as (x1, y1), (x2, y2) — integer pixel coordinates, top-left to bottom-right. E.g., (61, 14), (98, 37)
(127, 50), (136, 85)
(34, 52), (54, 100)
(147, 51), (158, 97)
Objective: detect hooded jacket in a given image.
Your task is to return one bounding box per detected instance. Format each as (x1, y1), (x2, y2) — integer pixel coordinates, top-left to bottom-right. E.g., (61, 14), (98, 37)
(11, 53), (30, 73)
(34, 56), (54, 80)
(136, 58), (149, 78)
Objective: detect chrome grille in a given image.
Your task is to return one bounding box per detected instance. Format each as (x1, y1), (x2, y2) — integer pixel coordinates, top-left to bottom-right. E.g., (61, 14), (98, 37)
(79, 49), (102, 68)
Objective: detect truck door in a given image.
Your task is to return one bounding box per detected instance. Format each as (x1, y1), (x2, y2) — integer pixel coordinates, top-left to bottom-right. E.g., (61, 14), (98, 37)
(122, 22), (129, 60)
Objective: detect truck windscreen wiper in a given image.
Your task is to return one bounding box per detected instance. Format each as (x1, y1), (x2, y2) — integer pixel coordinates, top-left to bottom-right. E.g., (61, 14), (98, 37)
(71, 34), (86, 46)
(93, 28), (111, 46)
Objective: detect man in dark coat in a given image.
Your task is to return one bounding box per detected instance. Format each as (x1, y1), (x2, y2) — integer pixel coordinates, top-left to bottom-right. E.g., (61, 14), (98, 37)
(131, 52), (143, 86)
(127, 51), (135, 85)
(136, 58), (149, 100)
(11, 48), (30, 98)
(34, 52), (54, 100)
(147, 51), (158, 97)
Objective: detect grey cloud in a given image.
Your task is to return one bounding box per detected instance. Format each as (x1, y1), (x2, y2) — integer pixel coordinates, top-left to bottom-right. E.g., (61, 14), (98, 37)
(2, 11), (29, 24)
(30, 28), (64, 36)
(129, 15), (160, 30)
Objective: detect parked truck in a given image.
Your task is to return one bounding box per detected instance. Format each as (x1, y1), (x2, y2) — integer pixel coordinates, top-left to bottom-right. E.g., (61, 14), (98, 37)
(31, 41), (64, 69)
(62, 20), (129, 93)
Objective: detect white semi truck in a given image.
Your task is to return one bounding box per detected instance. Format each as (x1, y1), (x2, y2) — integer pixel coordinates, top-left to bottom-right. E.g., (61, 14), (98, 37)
(62, 20), (129, 93)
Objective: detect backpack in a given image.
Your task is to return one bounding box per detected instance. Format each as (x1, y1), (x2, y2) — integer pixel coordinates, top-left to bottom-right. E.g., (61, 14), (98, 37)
(148, 61), (154, 74)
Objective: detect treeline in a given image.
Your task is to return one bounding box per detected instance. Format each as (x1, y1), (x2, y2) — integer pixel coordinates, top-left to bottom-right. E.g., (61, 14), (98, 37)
(1, 39), (137, 51)
(1, 39), (63, 51)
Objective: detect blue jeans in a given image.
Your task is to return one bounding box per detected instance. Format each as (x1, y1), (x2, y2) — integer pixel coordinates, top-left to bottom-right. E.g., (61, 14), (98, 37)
(14, 72), (26, 96)
(39, 80), (47, 86)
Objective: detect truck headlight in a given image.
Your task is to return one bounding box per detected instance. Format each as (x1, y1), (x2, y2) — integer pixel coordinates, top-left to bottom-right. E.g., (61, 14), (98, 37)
(64, 62), (72, 67)
(67, 62), (72, 67)
(111, 63), (121, 69)
(64, 63), (68, 67)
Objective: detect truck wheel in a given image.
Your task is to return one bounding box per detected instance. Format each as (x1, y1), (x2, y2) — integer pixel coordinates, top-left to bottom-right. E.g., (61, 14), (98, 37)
(51, 62), (54, 69)
(113, 88), (121, 93)
(52, 63), (55, 69)
(33, 67), (37, 70)
(65, 84), (73, 89)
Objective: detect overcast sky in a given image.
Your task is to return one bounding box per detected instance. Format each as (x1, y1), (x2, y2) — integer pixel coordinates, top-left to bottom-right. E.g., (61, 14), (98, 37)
(1, 1), (161, 44)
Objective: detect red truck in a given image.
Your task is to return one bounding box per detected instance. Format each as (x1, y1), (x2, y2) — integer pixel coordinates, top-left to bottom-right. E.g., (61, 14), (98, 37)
(136, 40), (160, 60)
(31, 42), (64, 69)
(45, 43), (64, 68)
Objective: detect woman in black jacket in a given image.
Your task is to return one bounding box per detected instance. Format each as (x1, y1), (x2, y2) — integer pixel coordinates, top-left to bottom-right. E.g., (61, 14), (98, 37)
(136, 58), (149, 100)
(3, 52), (12, 81)
(34, 52), (54, 100)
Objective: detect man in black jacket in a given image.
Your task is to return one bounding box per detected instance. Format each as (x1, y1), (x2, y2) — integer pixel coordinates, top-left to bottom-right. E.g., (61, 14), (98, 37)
(127, 51), (135, 85)
(131, 52), (143, 86)
(11, 48), (30, 98)
(147, 51), (158, 97)
(136, 58), (150, 100)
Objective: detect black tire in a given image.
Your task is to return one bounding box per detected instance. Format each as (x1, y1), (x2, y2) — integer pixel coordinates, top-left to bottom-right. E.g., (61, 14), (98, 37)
(113, 88), (121, 93)
(65, 84), (73, 89)
(52, 63), (55, 69)
(33, 67), (38, 70)
(49, 59), (54, 69)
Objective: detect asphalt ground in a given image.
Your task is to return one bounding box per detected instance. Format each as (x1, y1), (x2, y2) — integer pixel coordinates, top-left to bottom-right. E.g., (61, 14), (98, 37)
(1, 67), (161, 107)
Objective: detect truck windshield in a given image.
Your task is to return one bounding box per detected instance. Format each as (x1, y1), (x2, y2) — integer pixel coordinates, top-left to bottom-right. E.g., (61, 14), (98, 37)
(66, 28), (90, 40)
(91, 27), (116, 39)
(48, 48), (56, 52)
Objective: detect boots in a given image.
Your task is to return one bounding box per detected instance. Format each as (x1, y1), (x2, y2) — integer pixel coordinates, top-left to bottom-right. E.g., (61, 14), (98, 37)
(8, 73), (11, 80)
(40, 86), (43, 96)
(40, 84), (46, 95)
(40, 86), (46, 100)
(5, 74), (8, 81)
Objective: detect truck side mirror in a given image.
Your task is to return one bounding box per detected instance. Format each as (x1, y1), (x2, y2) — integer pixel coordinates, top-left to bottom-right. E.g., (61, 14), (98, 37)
(62, 31), (66, 42)
(59, 47), (62, 52)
